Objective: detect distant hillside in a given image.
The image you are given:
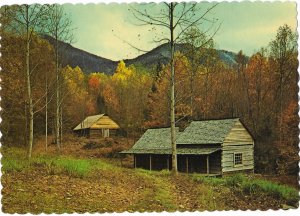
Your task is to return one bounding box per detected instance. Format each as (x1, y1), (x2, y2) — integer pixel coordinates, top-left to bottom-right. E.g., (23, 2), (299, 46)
(43, 35), (118, 75)
(126, 43), (239, 68)
(44, 35), (243, 75)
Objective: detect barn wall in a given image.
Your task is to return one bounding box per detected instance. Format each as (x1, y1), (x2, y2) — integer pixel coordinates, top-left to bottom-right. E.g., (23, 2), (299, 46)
(221, 144), (254, 173)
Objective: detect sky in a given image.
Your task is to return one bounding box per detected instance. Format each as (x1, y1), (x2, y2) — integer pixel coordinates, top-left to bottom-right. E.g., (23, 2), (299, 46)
(61, 2), (297, 61)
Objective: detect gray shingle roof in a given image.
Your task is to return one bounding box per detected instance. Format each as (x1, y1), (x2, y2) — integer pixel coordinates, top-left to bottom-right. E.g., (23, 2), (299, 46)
(176, 118), (239, 144)
(121, 119), (240, 155)
(129, 127), (179, 150)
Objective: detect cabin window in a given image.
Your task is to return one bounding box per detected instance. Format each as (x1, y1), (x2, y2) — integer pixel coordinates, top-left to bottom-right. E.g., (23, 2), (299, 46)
(234, 153), (243, 166)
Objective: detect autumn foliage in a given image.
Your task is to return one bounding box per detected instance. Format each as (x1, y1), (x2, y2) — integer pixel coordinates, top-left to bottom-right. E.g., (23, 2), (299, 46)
(1, 24), (298, 175)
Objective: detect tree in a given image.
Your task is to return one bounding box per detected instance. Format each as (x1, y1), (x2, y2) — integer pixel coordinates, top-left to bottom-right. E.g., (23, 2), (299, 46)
(181, 27), (218, 119)
(131, 2), (219, 173)
(3, 5), (52, 158)
(46, 4), (73, 151)
(275, 101), (299, 175)
(269, 24), (297, 145)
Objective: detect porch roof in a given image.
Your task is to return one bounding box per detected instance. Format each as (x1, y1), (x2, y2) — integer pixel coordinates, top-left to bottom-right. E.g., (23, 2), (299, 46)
(121, 147), (221, 155)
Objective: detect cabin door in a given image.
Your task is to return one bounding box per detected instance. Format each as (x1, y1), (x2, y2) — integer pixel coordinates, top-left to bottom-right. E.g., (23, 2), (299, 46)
(102, 129), (110, 138)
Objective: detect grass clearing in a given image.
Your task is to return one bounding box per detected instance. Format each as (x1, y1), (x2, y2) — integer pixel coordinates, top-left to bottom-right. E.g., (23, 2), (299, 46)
(191, 173), (299, 206)
(133, 169), (177, 211)
(53, 158), (91, 178)
(2, 146), (299, 211)
(1, 147), (119, 178)
(191, 174), (225, 186)
(241, 178), (299, 205)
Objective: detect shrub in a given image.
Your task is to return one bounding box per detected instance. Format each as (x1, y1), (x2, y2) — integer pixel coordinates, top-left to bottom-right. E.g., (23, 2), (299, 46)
(225, 174), (245, 187)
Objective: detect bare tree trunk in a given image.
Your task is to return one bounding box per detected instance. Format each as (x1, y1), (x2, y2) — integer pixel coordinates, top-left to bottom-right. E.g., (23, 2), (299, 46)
(26, 7), (34, 159)
(55, 37), (61, 152)
(190, 72), (194, 119)
(45, 72), (48, 151)
(170, 3), (177, 174)
(60, 106), (63, 146)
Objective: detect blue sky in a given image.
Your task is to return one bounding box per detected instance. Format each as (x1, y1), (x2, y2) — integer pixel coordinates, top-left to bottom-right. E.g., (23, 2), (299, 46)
(63, 2), (297, 61)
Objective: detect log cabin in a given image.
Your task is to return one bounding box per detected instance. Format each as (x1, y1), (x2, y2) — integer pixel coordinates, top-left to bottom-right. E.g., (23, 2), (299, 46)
(121, 118), (254, 175)
(73, 114), (120, 138)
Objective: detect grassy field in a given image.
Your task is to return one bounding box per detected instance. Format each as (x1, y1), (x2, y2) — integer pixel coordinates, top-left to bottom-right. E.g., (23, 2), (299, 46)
(1, 144), (299, 213)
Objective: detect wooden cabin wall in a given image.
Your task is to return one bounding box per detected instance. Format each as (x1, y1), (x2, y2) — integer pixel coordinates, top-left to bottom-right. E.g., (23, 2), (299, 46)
(89, 129), (118, 138)
(222, 120), (254, 173)
(74, 129), (90, 137)
(223, 120), (254, 145)
(90, 129), (102, 138)
(222, 144), (254, 173)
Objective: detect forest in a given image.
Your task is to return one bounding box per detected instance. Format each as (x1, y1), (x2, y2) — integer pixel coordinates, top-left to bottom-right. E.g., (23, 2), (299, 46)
(0, 3), (299, 213)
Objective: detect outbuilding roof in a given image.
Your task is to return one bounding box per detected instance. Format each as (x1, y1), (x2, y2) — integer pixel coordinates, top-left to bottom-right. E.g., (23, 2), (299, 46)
(176, 118), (239, 145)
(73, 114), (119, 130)
(73, 114), (104, 130)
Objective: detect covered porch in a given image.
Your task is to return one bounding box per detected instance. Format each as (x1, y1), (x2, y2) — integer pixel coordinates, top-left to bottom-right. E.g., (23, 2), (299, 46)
(133, 147), (221, 175)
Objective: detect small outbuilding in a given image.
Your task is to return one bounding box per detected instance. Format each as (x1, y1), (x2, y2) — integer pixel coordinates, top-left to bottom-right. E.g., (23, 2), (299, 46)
(121, 118), (254, 175)
(73, 114), (120, 138)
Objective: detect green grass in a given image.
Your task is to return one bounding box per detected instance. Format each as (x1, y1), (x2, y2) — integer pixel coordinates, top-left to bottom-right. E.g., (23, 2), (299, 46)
(1, 147), (118, 178)
(192, 173), (299, 205)
(2, 158), (26, 172)
(53, 158), (91, 178)
(191, 174), (225, 186)
(241, 178), (299, 204)
(225, 174), (246, 187)
(133, 168), (177, 211)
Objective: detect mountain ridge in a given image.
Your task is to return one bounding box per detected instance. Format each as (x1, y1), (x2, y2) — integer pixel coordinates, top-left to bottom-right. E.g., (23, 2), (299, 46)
(43, 35), (240, 75)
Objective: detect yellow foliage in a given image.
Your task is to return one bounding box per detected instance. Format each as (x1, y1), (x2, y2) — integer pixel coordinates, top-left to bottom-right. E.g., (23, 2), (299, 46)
(112, 60), (133, 82)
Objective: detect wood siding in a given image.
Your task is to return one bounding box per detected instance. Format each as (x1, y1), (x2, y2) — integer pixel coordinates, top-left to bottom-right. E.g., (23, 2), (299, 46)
(223, 120), (254, 145)
(222, 144), (254, 173)
(89, 128), (117, 138)
(222, 120), (254, 173)
(91, 116), (119, 129)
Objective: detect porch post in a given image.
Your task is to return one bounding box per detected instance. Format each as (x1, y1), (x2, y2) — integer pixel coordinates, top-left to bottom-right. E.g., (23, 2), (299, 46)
(206, 155), (209, 174)
(149, 154), (152, 171)
(186, 155), (189, 174)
